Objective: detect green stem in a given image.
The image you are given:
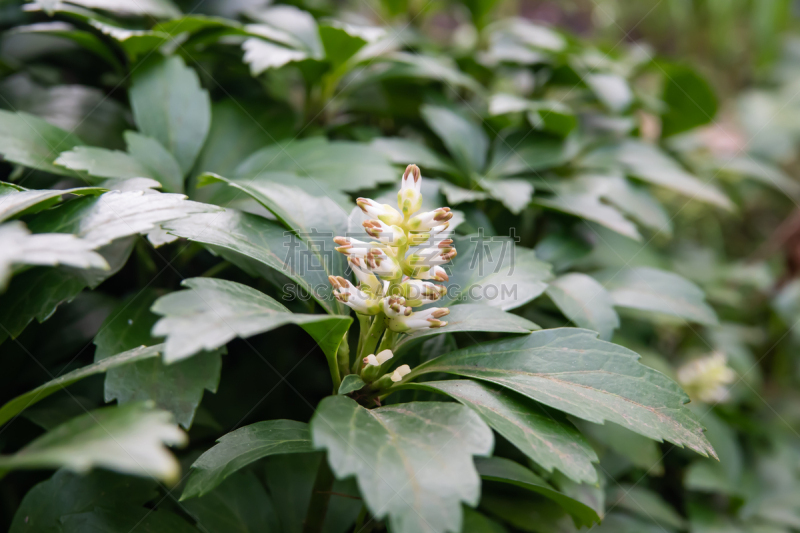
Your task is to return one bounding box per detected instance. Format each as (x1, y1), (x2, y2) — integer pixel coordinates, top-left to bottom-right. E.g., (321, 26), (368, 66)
(302, 458), (335, 533)
(353, 505), (373, 533)
(377, 329), (397, 353)
(354, 314), (371, 373)
(336, 331), (350, 385)
(358, 313), (387, 372)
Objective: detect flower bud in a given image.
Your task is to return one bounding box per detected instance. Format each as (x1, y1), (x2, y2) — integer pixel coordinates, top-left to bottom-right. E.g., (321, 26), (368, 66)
(383, 296), (412, 317)
(391, 364), (411, 382)
(348, 257), (382, 294)
(415, 265), (449, 282)
(333, 236), (375, 258)
(407, 207), (453, 231)
(365, 248), (402, 280)
(677, 352), (735, 404)
(399, 279), (447, 306)
(386, 307), (450, 332)
(328, 276), (382, 315)
(406, 241), (457, 270)
(398, 164), (423, 216)
(363, 220), (407, 247)
(357, 198), (403, 226)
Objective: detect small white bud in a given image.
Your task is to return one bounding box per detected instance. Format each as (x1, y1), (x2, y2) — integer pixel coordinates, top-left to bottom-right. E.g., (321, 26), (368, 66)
(391, 364), (411, 382)
(357, 198), (403, 226)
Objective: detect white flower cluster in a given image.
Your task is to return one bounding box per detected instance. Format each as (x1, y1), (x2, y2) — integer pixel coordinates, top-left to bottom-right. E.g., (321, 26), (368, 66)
(677, 352), (736, 404)
(328, 164), (455, 332)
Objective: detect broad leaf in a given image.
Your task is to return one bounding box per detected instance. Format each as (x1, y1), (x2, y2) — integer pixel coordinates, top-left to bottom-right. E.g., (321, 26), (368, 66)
(475, 456), (601, 527)
(0, 110), (83, 175)
(585, 73), (633, 113)
(125, 131), (184, 193)
(607, 484), (686, 530)
(27, 190), (215, 248)
(480, 179), (535, 215)
(311, 396), (494, 533)
(95, 290), (221, 429)
(54, 146), (153, 181)
(545, 273), (620, 340)
(338, 374), (366, 395)
(0, 345), (162, 426)
(370, 137), (458, 173)
(487, 133), (569, 177)
(421, 104), (488, 174)
(130, 56), (211, 175)
(41, 0), (181, 18)
(593, 267), (718, 325)
(162, 208), (344, 315)
(574, 420), (663, 475)
(248, 4), (323, 57)
(394, 304), (539, 353)
(462, 507), (508, 533)
(242, 39), (308, 75)
(404, 380), (598, 484)
(441, 234), (552, 310)
(10, 468), (157, 533)
(182, 471), (281, 533)
(408, 328), (717, 459)
(660, 64), (717, 137)
(0, 183), (105, 222)
(0, 402), (186, 483)
(0, 221), (108, 290)
(151, 278), (352, 367)
(234, 137), (396, 193)
(182, 419), (313, 499)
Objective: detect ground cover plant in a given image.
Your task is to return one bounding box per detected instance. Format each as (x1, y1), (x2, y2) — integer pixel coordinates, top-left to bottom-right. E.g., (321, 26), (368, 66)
(1, 1), (800, 532)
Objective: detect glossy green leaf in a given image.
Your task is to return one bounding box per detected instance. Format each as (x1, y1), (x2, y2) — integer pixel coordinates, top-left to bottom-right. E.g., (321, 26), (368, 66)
(9, 468), (157, 533)
(0, 221), (108, 290)
(125, 131), (184, 193)
(130, 56), (211, 175)
(27, 190), (215, 248)
(462, 507), (508, 533)
(45, 0), (181, 17)
(370, 137), (458, 173)
(660, 64), (717, 137)
(151, 278), (351, 366)
(54, 146), (151, 181)
(481, 179), (534, 214)
(242, 39), (308, 75)
(311, 396), (494, 533)
(441, 234), (552, 310)
(182, 471), (281, 533)
(338, 374), (366, 395)
(319, 24), (368, 69)
(488, 133), (569, 177)
(95, 290), (221, 429)
(475, 457), (601, 527)
(0, 110), (83, 176)
(182, 419), (313, 499)
(404, 380), (598, 484)
(408, 328), (717, 459)
(585, 73), (633, 113)
(607, 484), (686, 530)
(593, 267), (718, 325)
(421, 104), (488, 174)
(0, 402), (186, 483)
(234, 137), (396, 193)
(162, 208), (344, 315)
(575, 420), (663, 475)
(0, 344), (163, 427)
(394, 304), (539, 353)
(248, 4), (323, 57)
(545, 273), (620, 340)
(0, 183), (105, 222)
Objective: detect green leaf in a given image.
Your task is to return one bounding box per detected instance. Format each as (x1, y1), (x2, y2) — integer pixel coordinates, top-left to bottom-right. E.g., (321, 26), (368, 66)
(408, 328), (717, 459)
(0, 344), (163, 427)
(441, 234), (552, 311)
(10, 468), (157, 533)
(54, 146), (152, 181)
(0, 110), (83, 175)
(404, 380), (598, 484)
(545, 273), (620, 340)
(242, 39), (308, 75)
(11, 21), (123, 70)
(462, 507), (508, 533)
(44, 0), (181, 18)
(0, 402), (186, 483)
(0, 238), (133, 344)
(182, 419), (313, 499)
(593, 267), (718, 325)
(370, 137), (458, 174)
(95, 290), (221, 429)
(319, 23), (368, 69)
(27, 190), (215, 248)
(182, 471), (281, 533)
(151, 278), (351, 367)
(394, 304), (540, 353)
(0, 221), (108, 290)
(234, 137), (396, 193)
(480, 179), (534, 214)
(0, 183), (105, 222)
(607, 484), (686, 530)
(575, 420), (663, 475)
(61, 507), (199, 533)
(475, 457), (601, 527)
(611, 140), (732, 210)
(338, 374), (366, 395)
(311, 396), (494, 533)
(585, 73), (633, 113)
(488, 132), (568, 177)
(125, 131), (184, 193)
(421, 104), (488, 174)
(249, 4), (323, 57)
(660, 63), (717, 137)
(590, 513), (671, 533)
(130, 55), (211, 175)
(162, 208), (344, 315)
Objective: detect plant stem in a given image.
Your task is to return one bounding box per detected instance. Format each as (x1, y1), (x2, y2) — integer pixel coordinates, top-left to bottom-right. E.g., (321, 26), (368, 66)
(302, 458), (335, 533)
(353, 505), (372, 533)
(377, 329), (397, 353)
(336, 331), (350, 384)
(354, 314), (370, 373)
(358, 313), (387, 370)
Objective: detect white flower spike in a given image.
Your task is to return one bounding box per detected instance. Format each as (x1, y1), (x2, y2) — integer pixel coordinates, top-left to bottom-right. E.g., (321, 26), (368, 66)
(329, 276), (382, 315)
(397, 164), (422, 216)
(387, 307), (450, 332)
(677, 352), (736, 404)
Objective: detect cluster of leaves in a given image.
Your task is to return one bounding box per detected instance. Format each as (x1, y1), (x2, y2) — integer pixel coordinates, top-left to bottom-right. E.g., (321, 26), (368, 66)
(1, 0), (800, 532)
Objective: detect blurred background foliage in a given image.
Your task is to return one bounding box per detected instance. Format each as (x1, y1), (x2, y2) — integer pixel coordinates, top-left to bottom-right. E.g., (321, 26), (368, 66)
(2, 0), (800, 532)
